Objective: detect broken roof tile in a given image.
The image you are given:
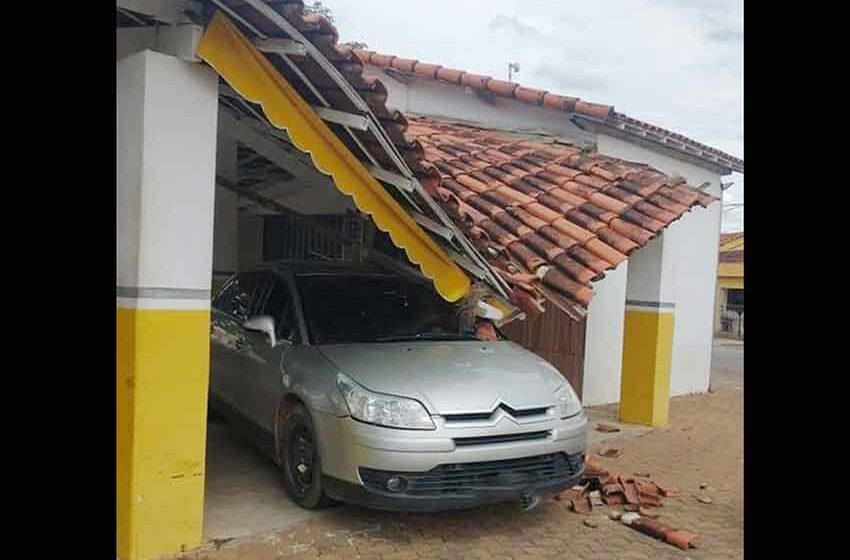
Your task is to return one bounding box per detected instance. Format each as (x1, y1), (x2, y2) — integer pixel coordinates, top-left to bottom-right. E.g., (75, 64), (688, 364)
(406, 117), (717, 313)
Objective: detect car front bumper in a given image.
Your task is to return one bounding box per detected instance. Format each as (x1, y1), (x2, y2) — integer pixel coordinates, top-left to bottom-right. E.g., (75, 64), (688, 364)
(312, 409), (587, 511)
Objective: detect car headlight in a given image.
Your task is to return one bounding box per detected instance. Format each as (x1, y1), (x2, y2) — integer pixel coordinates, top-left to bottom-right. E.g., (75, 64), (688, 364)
(336, 373), (435, 430)
(554, 382), (582, 419)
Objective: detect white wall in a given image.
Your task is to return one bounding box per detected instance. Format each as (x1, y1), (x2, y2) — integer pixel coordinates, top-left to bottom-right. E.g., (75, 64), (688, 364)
(368, 68), (594, 144)
(582, 264), (627, 406)
(117, 50), (219, 302)
(116, 24), (202, 63)
(597, 134), (722, 396)
(624, 234), (677, 305)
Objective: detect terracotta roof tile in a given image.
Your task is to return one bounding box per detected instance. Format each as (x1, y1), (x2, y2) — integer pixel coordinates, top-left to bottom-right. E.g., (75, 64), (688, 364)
(514, 86), (546, 105)
(435, 66), (464, 83)
(406, 117), (718, 315)
(413, 62), (441, 79)
(348, 47), (743, 172)
(575, 100), (614, 119)
(389, 56), (417, 72)
(460, 72), (491, 89)
(369, 52), (395, 67)
(487, 79), (519, 97)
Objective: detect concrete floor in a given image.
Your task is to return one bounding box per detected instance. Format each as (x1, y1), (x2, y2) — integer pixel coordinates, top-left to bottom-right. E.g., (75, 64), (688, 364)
(202, 338), (744, 542)
(203, 419), (318, 540)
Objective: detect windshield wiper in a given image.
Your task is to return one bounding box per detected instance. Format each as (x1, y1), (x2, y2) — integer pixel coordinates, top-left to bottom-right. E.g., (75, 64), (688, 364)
(374, 332), (478, 343)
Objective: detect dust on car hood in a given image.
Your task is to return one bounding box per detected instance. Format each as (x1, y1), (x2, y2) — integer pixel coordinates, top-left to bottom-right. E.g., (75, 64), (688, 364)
(317, 341), (564, 414)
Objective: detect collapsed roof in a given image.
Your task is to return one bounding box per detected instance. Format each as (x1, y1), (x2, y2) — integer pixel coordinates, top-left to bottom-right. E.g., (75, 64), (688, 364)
(168, 1), (720, 319)
(407, 117), (716, 319)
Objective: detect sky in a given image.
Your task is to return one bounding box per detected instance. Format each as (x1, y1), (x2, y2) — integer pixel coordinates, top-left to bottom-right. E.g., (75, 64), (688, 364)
(322, 0), (744, 232)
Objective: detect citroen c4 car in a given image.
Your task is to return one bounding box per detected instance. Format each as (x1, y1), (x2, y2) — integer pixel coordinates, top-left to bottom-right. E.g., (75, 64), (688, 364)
(209, 262), (587, 511)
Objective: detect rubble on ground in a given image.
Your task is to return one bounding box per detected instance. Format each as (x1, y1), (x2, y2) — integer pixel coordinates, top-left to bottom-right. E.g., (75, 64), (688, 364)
(553, 454), (699, 550)
(594, 422), (621, 433)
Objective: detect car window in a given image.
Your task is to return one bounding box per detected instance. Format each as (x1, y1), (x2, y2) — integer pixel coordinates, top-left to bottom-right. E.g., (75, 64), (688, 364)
(294, 273), (475, 344)
(213, 272), (264, 322)
(256, 279), (297, 342)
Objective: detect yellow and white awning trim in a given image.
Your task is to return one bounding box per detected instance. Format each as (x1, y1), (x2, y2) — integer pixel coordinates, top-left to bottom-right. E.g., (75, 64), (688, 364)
(197, 11), (470, 302)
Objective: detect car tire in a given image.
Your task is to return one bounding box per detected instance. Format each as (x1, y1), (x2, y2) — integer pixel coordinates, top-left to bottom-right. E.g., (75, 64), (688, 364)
(280, 403), (336, 509)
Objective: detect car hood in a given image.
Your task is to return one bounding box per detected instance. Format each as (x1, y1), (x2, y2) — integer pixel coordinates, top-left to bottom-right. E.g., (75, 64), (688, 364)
(317, 341), (565, 414)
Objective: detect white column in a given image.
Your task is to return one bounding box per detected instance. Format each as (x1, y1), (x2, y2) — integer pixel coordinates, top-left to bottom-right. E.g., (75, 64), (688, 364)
(117, 49), (218, 560)
(619, 233), (678, 426)
(666, 195), (722, 396)
(582, 264), (628, 406)
(626, 233), (677, 309)
(117, 49), (219, 300)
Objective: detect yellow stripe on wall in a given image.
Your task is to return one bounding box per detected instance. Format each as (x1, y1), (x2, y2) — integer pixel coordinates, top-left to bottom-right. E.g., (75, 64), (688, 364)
(117, 306), (211, 560)
(619, 309), (674, 427)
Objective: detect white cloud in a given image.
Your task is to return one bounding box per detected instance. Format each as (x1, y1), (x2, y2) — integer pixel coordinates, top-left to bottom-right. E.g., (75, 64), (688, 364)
(325, 0), (743, 230)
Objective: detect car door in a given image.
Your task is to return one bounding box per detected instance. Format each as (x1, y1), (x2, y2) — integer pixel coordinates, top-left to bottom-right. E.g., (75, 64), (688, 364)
(239, 274), (299, 433)
(209, 272), (265, 415)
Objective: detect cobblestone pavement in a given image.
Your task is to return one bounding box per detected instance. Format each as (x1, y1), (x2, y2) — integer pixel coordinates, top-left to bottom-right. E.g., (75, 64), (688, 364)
(175, 349), (743, 560)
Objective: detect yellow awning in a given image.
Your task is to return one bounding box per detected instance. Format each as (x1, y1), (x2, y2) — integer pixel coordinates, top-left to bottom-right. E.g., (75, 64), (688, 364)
(197, 12), (469, 302)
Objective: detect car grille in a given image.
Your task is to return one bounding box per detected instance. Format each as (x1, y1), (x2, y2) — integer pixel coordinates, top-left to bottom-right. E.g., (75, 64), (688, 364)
(453, 430), (551, 447)
(359, 452), (584, 497)
(443, 404), (550, 423)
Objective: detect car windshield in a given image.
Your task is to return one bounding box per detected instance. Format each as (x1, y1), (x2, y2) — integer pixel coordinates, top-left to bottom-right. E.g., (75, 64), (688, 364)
(295, 273), (476, 344)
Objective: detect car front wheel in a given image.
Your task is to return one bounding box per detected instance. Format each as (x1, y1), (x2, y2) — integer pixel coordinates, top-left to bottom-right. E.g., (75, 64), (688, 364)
(280, 403), (335, 509)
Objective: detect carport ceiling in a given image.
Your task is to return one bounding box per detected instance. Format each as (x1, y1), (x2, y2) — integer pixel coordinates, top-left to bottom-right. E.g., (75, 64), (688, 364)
(117, 0), (510, 301)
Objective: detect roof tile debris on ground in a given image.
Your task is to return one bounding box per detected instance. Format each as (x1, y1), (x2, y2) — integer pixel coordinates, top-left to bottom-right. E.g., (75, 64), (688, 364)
(406, 117), (716, 318)
(595, 422), (621, 433)
(553, 454), (700, 550)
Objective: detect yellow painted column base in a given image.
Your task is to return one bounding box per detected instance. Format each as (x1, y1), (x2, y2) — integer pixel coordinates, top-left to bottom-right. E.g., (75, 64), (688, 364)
(619, 308), (674, 427)
(117, 307), (211, 560)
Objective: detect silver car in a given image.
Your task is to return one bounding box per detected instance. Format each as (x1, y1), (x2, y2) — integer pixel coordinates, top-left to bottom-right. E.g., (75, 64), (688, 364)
(209, 262), (587, 511)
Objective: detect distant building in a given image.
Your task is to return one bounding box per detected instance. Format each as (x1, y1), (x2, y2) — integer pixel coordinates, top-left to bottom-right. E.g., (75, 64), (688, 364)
(715, 232), (744, 338)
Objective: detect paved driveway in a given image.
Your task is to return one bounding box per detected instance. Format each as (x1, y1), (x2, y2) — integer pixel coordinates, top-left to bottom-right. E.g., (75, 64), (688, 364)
(184, 340), (743, 560)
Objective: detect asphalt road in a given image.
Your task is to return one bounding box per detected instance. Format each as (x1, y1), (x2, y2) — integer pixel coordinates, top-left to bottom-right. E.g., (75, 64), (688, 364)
(710, 339), (744, 390)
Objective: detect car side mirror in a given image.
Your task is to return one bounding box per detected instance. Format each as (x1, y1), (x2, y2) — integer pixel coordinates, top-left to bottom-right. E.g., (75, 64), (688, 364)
(243, 315), (277, 347)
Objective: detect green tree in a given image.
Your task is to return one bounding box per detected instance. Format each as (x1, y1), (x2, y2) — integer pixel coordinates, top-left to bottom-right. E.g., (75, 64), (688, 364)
(303, 1), (369, 49)
(303, 1), (334, 22)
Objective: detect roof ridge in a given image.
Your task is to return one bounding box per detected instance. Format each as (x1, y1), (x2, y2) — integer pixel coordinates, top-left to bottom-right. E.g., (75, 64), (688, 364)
(340, 46), (743, 173)
(339, 46), (614, 121)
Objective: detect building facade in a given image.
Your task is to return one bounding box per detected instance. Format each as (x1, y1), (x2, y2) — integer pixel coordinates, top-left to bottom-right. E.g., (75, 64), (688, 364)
(715, 232), (744, 338)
